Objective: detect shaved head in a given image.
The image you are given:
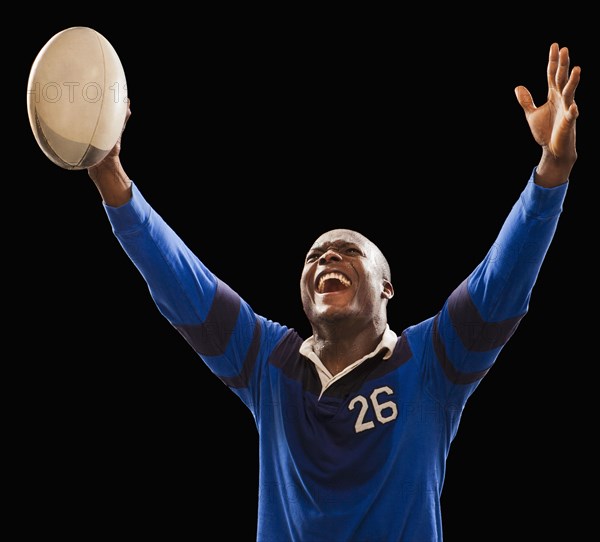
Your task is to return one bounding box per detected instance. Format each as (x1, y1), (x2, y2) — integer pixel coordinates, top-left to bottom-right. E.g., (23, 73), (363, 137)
(311, 229), (391, 282)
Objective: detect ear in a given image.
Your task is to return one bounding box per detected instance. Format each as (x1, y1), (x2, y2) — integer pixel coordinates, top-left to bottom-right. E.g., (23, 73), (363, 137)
(382, 279), (394, 300)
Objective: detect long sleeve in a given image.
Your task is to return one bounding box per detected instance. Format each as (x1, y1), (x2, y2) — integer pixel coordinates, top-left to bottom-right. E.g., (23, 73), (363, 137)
(102, 183), (290, 412)
(418, 169), (568, 404)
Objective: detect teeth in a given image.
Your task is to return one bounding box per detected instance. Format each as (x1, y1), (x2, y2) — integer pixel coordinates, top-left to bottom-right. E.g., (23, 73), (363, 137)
(318, 272), (351, 292)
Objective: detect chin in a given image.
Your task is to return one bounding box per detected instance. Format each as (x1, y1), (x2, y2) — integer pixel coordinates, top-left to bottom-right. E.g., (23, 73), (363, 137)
(312, 306), (356, 323)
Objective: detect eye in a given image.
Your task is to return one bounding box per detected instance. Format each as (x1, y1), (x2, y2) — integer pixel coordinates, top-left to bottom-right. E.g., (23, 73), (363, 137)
(305, 252), (321, 263)
(345, 247), (362, 255)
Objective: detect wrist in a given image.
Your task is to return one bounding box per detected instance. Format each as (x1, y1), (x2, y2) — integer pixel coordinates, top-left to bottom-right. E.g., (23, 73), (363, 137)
(534, 149), (575, 188)
(88, 157), (132, 206)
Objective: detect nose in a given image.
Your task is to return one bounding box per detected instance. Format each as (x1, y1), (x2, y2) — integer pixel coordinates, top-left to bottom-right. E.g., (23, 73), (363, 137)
(319, 249), (342, 265)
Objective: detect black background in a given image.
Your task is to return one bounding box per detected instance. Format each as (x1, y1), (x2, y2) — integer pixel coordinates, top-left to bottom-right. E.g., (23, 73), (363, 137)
(13, 9), (594, 541)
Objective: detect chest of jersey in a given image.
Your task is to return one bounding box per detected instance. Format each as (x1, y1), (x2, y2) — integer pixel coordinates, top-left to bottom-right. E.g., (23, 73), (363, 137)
(259, 334), (454, 489)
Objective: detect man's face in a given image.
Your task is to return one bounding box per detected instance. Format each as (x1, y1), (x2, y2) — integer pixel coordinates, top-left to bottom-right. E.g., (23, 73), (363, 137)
(300, 229), (391, 327)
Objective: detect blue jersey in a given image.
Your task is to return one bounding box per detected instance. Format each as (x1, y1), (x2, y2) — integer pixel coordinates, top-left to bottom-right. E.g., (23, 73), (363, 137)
(104, 171), (567, 541)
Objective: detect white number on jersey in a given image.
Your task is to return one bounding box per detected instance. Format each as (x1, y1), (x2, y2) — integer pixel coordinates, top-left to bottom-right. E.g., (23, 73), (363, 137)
(348, 386), (398, 433)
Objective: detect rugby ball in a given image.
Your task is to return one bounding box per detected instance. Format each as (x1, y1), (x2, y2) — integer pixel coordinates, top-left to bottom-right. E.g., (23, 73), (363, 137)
(26, 26), (128, 170)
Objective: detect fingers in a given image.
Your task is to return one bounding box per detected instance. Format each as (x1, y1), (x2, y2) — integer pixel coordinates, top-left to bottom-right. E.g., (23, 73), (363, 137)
(121, 98), (132, 135)
(125, 98), (132, 123)
(565, 101), (580, 124)
(555, 46), (570, 91)
(547, 43), (570, 92)
(549, 43), (579, 94)
(547, 42), (559, 92)
(563, 65), (581, 112)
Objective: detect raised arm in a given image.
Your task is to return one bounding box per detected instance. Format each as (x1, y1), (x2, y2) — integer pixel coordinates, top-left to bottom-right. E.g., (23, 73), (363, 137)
(422, 43), (582, 405)
(515, 42), (580, 187)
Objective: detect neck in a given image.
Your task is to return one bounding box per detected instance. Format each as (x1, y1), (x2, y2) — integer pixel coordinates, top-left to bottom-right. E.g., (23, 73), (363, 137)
(311, 320), (387, 376)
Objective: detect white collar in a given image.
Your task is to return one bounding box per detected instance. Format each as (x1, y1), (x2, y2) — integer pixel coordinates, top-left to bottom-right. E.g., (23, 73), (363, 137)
(299, 325), (398, 396)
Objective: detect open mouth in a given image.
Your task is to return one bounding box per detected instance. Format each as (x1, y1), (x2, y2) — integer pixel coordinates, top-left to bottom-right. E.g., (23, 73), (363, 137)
(316, 272), (352, 293)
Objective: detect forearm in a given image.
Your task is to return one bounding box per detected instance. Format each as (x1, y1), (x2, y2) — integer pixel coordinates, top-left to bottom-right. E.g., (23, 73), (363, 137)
(468, 173), (567, 319)
(104, 183), (285, 400)
(430, 174), (567, 389)
(105, 183), (218, 323)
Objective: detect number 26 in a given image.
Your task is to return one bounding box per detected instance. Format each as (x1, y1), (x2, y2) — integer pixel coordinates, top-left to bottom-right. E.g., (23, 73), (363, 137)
(348, 386), (398, 433)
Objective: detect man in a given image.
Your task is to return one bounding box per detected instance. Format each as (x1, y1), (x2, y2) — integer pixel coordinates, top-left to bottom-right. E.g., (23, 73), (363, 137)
(87, 43), (580, 541)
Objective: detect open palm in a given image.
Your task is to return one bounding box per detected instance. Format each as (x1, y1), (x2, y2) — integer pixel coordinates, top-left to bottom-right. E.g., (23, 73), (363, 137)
(515, 43), (580, 163)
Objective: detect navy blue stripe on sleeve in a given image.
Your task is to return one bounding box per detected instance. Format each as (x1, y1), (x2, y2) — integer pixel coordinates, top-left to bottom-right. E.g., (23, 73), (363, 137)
(432, 314), (491, 385)
(448, 278), (523, 351)
(175, 279), (241, 356)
